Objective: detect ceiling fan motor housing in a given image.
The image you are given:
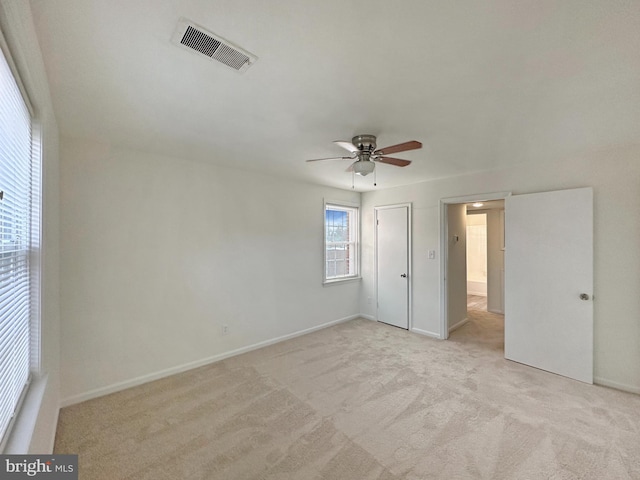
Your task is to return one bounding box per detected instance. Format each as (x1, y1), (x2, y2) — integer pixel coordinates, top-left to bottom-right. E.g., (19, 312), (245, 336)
(352, 134), (377, 153)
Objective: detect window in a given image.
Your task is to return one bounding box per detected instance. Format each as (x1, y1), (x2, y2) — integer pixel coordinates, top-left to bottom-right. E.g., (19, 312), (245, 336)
(324, 203), (359, 282)
(0, 41), (40, 447)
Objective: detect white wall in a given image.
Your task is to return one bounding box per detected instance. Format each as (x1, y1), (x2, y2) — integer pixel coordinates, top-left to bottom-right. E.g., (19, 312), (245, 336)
(360, 147), (640, 394)
(0, 1), (61, 452)
(485, 208), (504, 314)
(60, 139), (360, 404)
(446, 204), (467, 330)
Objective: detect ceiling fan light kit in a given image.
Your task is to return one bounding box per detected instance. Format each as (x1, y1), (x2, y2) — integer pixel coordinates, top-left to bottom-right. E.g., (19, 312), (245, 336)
(305, 134), (422, 186)
(352, 160), (375, 176)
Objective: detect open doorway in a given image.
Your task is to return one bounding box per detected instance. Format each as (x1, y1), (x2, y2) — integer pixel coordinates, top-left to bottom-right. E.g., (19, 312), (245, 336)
(440, 193), (508, 342)
(463, 201), (505, 351)
(466, 200), (505, 315)
(441, 189), (593, 382)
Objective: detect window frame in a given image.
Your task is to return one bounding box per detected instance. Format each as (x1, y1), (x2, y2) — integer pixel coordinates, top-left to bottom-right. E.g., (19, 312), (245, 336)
(0, 30), (42, 453)
(323, 200), (360, 285)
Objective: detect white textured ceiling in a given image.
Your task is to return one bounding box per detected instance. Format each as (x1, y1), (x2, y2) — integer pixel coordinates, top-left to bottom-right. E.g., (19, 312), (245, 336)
(30, 0), (640, 191)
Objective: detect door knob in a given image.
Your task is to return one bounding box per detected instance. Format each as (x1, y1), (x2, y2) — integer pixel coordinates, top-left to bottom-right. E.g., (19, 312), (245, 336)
(579, 293), (590, 301)
(400, 273), (407, 278)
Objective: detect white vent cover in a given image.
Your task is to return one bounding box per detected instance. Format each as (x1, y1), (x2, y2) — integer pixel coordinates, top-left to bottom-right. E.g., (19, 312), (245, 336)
(171, 18), (257, 73)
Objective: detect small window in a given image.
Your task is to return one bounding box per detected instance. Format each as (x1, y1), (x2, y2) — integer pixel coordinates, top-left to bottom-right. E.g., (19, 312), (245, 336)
(324, 203), (359, 282)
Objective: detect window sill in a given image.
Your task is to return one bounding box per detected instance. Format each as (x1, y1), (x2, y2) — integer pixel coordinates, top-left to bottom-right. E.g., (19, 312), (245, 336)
(323, 276), (362, 287)
(3, 374), (48, 454)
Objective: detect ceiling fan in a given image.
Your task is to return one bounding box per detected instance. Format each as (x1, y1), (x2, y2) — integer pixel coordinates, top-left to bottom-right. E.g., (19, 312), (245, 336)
(306, 134), (422, 177)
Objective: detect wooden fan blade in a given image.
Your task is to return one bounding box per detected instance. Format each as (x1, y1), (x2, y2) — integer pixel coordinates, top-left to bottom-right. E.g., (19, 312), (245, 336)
(306, 156), (353, 162)
(374, 140), (422, 156)
(375, 156), (411, 167)
(334, 141), (359, 154)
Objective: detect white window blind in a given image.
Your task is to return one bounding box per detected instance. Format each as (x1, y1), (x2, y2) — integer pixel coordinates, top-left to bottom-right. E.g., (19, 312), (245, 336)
(0, 41), (37, 445)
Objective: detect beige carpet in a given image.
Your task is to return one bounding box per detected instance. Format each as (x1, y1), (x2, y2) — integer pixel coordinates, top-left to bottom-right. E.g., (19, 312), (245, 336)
(55, 305), (640, 479)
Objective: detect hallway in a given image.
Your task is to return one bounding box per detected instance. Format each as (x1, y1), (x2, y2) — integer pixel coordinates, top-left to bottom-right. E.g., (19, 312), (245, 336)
(450, 295), (504, 352)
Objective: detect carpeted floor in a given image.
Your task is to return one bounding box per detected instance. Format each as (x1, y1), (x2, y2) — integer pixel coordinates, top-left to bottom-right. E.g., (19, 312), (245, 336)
(55, 302), (640, 479)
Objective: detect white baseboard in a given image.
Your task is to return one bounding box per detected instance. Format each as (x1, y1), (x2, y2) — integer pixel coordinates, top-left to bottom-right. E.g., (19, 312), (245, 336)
(411, 327), (441, 339)
(594, 376), (640, 395)
(448, 317), (469, 334)
(360, 314), (376, 321)
(487, 308), (504, 315)
(60, 314), (360, 407)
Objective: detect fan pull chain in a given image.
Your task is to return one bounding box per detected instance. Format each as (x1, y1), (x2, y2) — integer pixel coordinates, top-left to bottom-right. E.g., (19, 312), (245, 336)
(352, 170), (355, 189)
(374, 168), (377, 187)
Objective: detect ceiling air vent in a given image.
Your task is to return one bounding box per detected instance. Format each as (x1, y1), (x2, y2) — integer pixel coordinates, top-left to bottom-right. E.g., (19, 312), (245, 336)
(171, 18), (257, 73)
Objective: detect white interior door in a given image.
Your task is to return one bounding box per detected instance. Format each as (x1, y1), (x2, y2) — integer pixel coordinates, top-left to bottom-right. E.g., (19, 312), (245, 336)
(505, 187), (593, 383)
(376, 206), (410, 329)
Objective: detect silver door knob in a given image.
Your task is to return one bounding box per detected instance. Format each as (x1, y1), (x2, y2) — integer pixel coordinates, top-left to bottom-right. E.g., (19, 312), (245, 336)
(400, 273), (407, 278)
(579, 293), (590, 300)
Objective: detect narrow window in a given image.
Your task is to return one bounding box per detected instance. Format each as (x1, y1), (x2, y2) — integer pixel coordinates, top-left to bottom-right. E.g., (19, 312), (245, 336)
(324, 203), (358, 282)
(0, 40), (41, 447)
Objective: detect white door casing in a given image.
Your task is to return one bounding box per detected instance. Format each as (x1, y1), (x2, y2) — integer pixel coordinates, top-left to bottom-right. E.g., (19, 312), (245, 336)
(375, 205), (411, 329)
(505, 187), (594, 383)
